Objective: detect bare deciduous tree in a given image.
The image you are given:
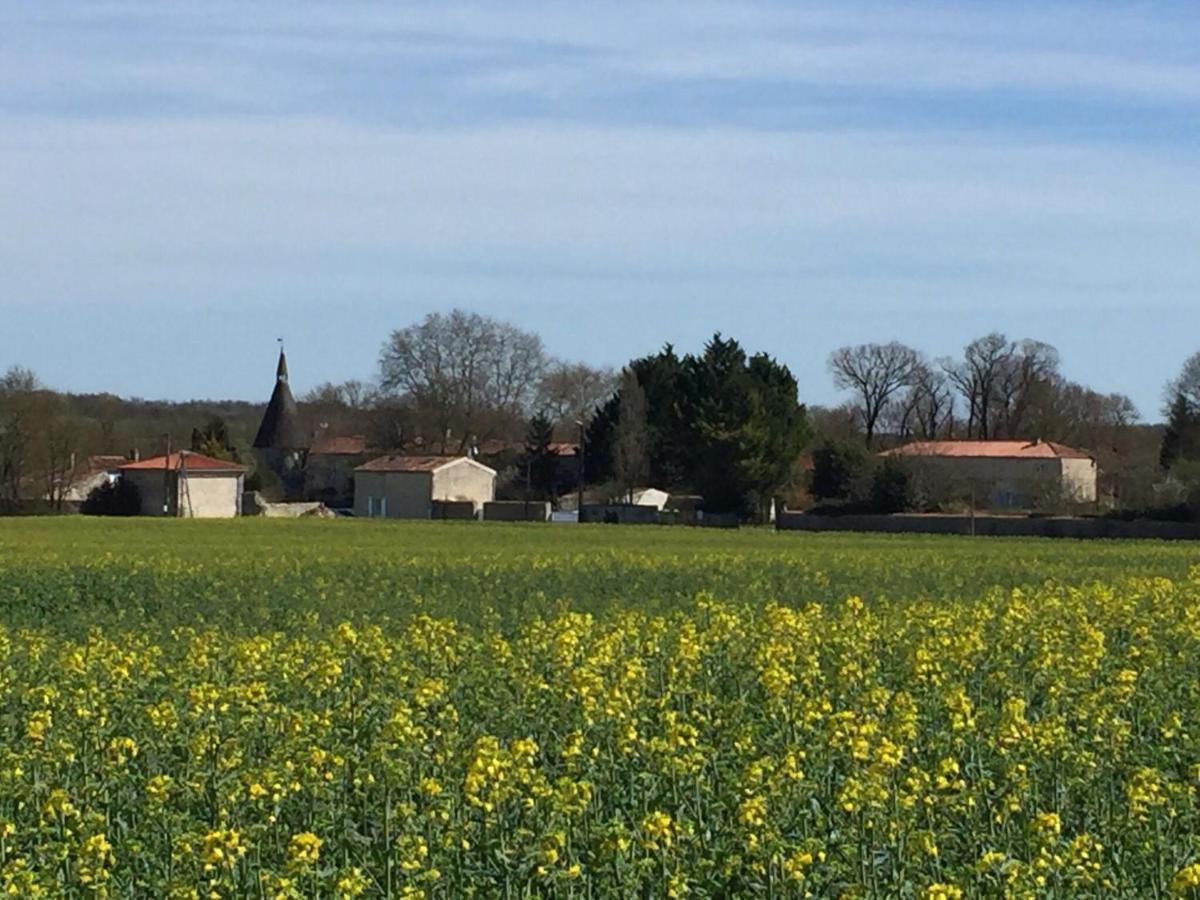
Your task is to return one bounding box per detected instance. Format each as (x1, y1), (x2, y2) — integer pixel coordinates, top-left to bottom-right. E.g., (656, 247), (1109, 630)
(992, 339), (1060, 439)
(943, 333), (1011, 439)
(0, 367), (40, 506)
(536, 362), (616, 432)
(945, 335), (1062, 440)
(38, 394), (81, 511)
(378, 310), (547, 453)
(302, 380), (371, 410)
(828, 342), (922, 446)
(890, 364), (954, 439)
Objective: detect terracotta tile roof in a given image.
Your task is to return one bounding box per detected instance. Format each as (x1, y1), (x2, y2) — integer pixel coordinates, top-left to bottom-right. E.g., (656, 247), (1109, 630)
(355, 455), (461, 473)
(74, 455), (128, 477)
(475, 439), (513, 456)
(882, 440), (1092, 460)
(310, 434), (369, 455)
(476, 440), (578, 457)
(119, 451), (247, 473)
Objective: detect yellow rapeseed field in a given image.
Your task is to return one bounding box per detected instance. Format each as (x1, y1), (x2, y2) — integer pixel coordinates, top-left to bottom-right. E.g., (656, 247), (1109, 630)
(1, 519), (1199, 897)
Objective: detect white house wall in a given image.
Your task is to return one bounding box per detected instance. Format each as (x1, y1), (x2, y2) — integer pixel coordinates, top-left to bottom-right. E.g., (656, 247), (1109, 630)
(354, 471), (435, 519)
(121, 470), (241, 518)
(177, 474), (242, 518)
(430, 461), (495, 512)
(1059, 457), (1099, 503)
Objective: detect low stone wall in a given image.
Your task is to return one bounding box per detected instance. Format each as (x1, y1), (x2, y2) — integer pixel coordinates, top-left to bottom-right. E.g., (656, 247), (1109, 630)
(483, 501), (551, 522)
(432, 500), (478, 520)
(242, 492), (332, 518)
(580, 504), (661, 525)
(776, 511), (1200, 540)
(696, 511), (740, 529)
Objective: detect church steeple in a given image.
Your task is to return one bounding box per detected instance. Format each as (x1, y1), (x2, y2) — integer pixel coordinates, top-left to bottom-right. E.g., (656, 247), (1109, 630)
(253, 345), (305, 451)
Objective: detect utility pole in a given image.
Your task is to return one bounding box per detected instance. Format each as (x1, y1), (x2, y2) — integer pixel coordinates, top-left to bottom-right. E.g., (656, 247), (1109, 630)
(162, 432), (171, 516)
(575, 419), (586, 522)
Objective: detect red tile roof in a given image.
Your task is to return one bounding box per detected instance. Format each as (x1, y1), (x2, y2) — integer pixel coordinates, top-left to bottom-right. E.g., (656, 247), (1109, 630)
(476, 439), (578, 457)
(355, 455), (461, 473)
(119, 451), (247, 473)
(73, 455), (128, 477)
(310, 434), (369, 455)
(882, 440), (1092, 460)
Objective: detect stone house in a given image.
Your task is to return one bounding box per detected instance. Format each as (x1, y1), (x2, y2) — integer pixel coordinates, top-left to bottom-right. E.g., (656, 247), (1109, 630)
(305, 434), (372, 509)
(55, 454), (128, 507)
(119, 451), (247, 518)
(880, 439), (1098, 509)
(353, 455), (496, 519)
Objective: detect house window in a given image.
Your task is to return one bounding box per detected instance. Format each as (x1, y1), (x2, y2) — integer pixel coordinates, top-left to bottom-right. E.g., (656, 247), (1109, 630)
(368, 497), (387, 518)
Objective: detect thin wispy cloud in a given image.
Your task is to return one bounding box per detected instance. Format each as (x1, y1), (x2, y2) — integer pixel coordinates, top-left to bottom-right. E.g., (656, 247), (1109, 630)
(0, 2), (1196, 412)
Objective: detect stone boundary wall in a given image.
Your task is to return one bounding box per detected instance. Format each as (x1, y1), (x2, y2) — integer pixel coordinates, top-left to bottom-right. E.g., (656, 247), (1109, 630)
(431, 500), (478, 520)
(483, 501), (552, 522)
(776, 511), (1200, 540)
(242, 492), (331, 518)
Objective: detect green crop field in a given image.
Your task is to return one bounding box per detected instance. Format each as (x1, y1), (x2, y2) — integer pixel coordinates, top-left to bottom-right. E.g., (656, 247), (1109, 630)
(0, 519), (1198, 897)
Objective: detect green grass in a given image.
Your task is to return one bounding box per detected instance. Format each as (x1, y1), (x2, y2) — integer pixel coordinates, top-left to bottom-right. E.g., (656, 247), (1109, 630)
(0, 517), (1194, 634)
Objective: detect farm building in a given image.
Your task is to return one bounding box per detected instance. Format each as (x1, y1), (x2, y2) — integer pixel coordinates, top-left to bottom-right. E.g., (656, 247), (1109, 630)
(629, 487), (670, 510)
(305, 433), (372, 509)
(55, 454), (128, 506)
(119, 451), (247, 518)
(880, 439), (1097, 509)
(354, 455), (497, 519)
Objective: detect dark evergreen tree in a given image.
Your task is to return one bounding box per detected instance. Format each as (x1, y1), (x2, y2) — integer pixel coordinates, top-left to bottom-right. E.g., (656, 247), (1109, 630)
(191, 416), (239, 461)
(810, 440), (869, 502)
(587, 335), (810, 517)
(1160, 390), (1200, 471)
(522, 413), (558, 498)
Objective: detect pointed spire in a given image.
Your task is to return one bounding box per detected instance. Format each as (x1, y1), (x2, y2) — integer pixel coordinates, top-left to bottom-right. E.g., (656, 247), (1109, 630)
(254, 344), (305, 450)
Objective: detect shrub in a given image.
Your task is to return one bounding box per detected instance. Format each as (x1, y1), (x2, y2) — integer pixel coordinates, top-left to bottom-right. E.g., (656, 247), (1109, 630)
(870, 456), (915, 513)
(81, 478), (141, 516)
(810, 440), (870, 502)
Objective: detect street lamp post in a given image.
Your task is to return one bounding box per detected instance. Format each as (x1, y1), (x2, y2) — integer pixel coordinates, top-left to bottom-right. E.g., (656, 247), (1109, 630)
(575, 419), (586, 522)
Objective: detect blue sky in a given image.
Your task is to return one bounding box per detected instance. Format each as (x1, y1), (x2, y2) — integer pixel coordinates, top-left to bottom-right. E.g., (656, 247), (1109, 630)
(2, 1), (1198, 419)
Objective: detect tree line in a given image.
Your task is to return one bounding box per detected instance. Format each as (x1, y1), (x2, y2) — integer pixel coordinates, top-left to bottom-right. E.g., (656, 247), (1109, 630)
(827, 335), (1136, 448)
(2, 309), (1197, 518)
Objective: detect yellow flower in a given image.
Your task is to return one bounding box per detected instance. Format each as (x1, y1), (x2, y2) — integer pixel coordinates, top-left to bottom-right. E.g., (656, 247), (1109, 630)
(783, 848), (814, 882)
(146, 774), (173, 805)
(287, 831), (322, 868)
(397, 835), (428, 872)
(922, 883), (964, 900)
(25, 709), (52, 745)
(737, 795), (767, 828)
(336, 867), (370, 898)
(1032, 811), (1062, 839)
(1172, 862), (1200, 894)
(76, 833), (114, 887)
(200, 828), (247, 870)
(641, 811), (674, 850)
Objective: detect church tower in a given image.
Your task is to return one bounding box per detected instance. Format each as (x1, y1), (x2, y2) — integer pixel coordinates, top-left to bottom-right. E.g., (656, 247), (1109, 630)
(252, 347), (307, 497)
